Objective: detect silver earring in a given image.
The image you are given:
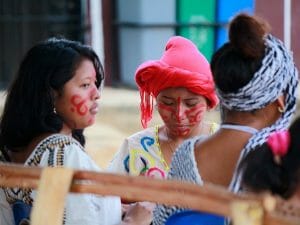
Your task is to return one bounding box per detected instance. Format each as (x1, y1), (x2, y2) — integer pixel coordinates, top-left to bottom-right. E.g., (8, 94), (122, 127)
(53, 107), (57, 114)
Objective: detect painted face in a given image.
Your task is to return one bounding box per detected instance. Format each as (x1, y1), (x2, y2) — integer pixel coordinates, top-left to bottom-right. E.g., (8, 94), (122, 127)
(156, 87), (208, 137)
(55, 59), (100, 132)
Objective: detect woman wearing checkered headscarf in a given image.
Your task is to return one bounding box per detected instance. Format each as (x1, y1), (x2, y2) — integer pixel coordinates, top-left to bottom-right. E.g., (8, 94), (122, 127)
(154, 13), (299, 225)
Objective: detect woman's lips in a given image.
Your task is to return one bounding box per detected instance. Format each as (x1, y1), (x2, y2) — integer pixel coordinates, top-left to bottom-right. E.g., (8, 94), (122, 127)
(90, 103), (99, 115)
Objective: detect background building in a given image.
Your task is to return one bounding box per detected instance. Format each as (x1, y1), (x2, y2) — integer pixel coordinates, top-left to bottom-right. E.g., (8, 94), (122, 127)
(0, 0), (93, 88)
(0, 0), (299, 88)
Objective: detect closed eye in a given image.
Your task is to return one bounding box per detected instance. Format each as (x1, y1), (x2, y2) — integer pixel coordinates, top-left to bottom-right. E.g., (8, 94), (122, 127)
(185, 100), (199, 107)
(161, 100), (174, 106)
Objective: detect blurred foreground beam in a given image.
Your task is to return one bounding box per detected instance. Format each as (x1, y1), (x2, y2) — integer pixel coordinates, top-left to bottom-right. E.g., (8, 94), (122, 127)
(0, 163), (298, 225)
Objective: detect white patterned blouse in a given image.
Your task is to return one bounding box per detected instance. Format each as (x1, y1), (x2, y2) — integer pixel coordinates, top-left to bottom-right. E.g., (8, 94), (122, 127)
(0, 134), (121, 225)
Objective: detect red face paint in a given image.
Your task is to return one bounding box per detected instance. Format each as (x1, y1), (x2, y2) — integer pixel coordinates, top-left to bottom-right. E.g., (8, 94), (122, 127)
(172, 97), (180, 122)
(158, 99), (207, 137)
(157, 103), (173, 122)
(185, 104), (207, 124)
(156, 87), (209, 138)
(70, 95), (88, 116)
(172, 127), (190, 136)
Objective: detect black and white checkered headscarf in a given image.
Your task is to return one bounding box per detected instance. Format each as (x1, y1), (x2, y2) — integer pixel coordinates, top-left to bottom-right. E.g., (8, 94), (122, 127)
(218, 34), (299, 193)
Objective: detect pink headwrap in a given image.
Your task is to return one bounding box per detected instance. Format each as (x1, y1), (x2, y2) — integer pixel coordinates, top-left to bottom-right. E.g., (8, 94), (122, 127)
(135, 36), (219, 128)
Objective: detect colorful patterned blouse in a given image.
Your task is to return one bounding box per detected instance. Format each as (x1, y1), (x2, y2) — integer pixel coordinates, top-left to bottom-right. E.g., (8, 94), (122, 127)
(108, 123), (218, 179)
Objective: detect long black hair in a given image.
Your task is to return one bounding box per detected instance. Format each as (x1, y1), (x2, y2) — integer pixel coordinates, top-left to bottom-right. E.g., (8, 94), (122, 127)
(0, 37), (104, 159)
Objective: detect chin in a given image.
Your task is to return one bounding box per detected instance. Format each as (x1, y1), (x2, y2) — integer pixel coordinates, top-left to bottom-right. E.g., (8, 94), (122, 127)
(76, 122), (94, 130)
(87, 120), (96, 127)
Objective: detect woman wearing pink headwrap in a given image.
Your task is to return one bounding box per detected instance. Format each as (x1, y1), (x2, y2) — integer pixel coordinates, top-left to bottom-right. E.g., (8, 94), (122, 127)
(108, 36), (219, 179)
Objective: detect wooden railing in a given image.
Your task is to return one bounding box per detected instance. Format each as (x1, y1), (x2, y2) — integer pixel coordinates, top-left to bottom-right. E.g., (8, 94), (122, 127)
(0, 163), (299, 225)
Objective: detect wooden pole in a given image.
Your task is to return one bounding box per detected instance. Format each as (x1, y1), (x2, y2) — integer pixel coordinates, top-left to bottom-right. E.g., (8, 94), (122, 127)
(0, 163), (299, 225)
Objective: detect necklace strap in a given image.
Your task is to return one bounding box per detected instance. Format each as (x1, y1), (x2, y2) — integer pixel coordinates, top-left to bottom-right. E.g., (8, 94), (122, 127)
(220, 124), (258, 135)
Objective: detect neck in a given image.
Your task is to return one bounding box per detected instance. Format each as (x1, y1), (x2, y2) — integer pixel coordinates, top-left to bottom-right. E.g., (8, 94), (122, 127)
(223, 102), (282, 130)
(60, 124), (73, 136)
(220, 124), (258, 135)
(223, 112), (273, 131)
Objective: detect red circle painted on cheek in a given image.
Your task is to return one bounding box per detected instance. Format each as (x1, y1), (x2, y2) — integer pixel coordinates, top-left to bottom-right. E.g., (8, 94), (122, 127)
(70, 95), (88, 116)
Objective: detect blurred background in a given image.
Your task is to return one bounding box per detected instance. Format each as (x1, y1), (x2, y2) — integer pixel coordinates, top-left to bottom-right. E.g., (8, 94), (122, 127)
(0, 0), (299, 168)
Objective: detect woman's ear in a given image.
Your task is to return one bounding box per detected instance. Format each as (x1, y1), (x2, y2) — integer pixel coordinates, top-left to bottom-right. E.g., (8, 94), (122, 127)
(276, 95), (285, 113)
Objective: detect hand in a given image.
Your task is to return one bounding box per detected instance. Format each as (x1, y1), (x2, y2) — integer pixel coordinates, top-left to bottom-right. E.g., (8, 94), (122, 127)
(121, 202), (155, 225)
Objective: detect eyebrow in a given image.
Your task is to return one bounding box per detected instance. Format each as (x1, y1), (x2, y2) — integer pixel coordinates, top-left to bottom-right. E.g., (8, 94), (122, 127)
(185, 98), (200, 101)
(81, 76), (96, 81)
(160, 95), (200, 100)
(161, 95), (199, 99)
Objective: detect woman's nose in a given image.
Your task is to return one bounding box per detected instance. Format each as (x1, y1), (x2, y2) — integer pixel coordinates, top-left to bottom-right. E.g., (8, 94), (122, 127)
(91, 85), (100, 100)
(175, 103), (186, 122)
